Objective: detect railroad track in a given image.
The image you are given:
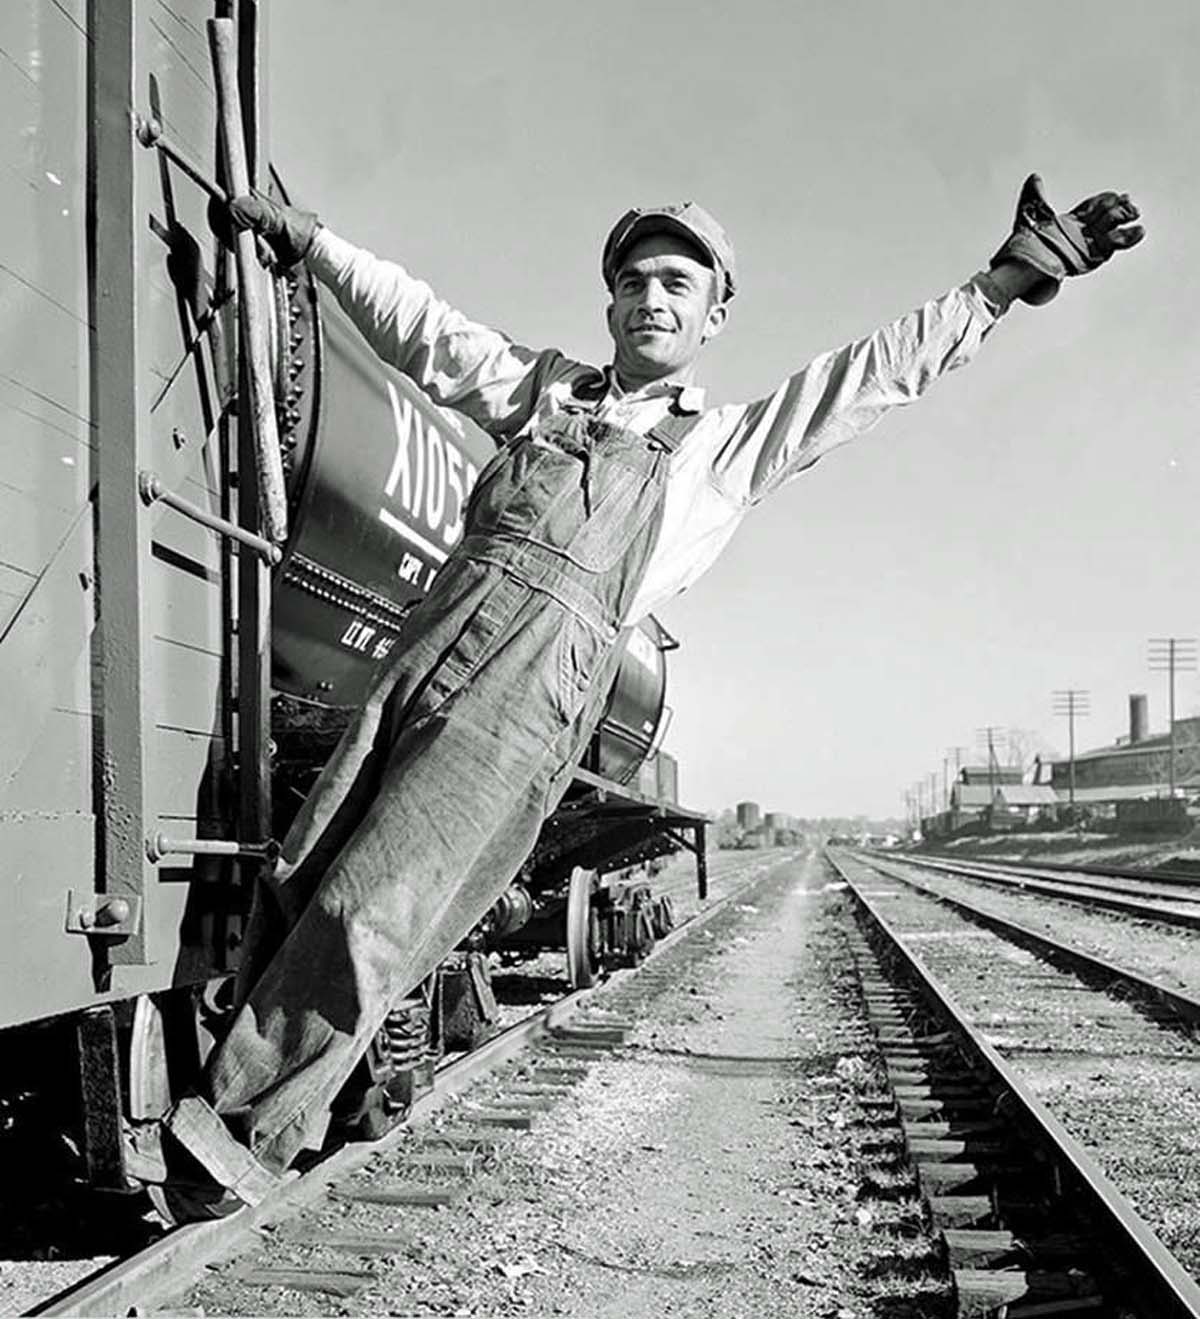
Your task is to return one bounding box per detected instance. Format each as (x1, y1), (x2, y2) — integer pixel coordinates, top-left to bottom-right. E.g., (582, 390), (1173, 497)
(854, 849), (1200, 1007)
(943, 854), (1200, 889)
(876, 851), (1200, 931)
(26, 851), (791, 1318)
(828, 846), (1200, 1317)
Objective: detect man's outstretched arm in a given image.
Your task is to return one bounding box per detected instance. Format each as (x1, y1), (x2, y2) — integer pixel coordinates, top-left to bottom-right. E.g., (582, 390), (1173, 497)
(985, 261), (1044, 305)
(220, 197), (568, 441)
(707, 176), (1143, 505)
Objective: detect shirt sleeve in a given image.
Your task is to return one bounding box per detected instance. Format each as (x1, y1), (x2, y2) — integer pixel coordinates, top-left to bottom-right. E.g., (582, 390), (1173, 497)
(306, 226), (571, 440)
(710, 273), (1012, 505)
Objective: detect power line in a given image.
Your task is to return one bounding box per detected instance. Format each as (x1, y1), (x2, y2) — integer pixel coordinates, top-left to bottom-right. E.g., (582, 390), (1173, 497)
(1148, 638), (1197, 798)
(975, 726), (1004, 804)
(1052, 689), (1091, 821)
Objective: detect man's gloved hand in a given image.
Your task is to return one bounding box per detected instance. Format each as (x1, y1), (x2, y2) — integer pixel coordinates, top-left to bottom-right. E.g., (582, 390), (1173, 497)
(991, 174), (1144, 306)
(209, 193), (318, 268)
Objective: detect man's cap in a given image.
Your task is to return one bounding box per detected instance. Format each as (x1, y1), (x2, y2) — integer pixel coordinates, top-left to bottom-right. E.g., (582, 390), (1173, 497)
(602, 202), (737, 302)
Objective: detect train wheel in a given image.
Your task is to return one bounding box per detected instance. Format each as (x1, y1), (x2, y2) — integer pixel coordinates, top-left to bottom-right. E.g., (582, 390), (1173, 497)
(566, 867), (600, 989)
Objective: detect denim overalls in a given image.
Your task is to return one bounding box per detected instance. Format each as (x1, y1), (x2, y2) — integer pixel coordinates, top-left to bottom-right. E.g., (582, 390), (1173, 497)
(169, 385), (697, 1194)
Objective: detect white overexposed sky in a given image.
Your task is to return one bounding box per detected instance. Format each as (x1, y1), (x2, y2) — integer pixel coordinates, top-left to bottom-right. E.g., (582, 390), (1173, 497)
(270, 1), (1200, 820)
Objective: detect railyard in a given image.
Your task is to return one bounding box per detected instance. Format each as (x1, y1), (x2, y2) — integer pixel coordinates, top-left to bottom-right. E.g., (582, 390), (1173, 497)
(3, 2), (1196, 1316)
(4, 843), (1198, 1318)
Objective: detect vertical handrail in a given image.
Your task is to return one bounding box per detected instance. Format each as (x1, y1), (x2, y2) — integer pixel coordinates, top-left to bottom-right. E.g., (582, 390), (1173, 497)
(206, 17), (288, 545)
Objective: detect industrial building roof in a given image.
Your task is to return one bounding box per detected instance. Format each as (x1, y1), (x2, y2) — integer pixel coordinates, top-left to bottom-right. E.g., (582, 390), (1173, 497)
(959, 766), (1024, 784)
(1062, 714), (1200, 764)
(1070, 737), (1171, 762)
(995, 785), (1059, 806)
(1056, 783), (1183, 804)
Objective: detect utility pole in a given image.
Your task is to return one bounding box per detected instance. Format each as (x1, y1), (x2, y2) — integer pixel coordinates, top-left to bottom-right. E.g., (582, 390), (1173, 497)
(1052, 689), (1091, 823)
(946, 745), (967, 821)
(976, 727), (1004, 814)
(1148, 638), (1197, 798)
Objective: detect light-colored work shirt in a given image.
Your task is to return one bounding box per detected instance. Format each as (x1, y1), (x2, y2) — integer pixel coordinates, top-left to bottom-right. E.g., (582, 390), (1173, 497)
(306, 229), (1011, 624)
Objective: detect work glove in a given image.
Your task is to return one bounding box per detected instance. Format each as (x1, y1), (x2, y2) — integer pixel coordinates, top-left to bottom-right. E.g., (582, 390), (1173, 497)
(991, 174), (1143, 305)
(209, 193), (318, 268)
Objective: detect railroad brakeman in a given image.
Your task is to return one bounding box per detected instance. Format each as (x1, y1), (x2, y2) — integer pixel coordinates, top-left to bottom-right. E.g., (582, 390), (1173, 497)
(150, 176), (1143, 1216)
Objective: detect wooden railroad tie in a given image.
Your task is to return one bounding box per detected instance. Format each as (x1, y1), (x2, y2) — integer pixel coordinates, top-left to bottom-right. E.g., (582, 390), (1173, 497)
(271, 1227), (417, 1257)
(332, 1182), (463, 1207)
(942, 1229), (1089, 1269)
(929, 1194), (995, 1229)
(410, 1128), (509, 1152)
(488, 1092), (561, 1111)
(231, 1265), (374, 1298)
(899, 1096), (994, 1119)
(953, 1267), (1101, 1317)
(902, 1117), (1003, 1140)
(456, 1107), (538, 1130)
(388, 1149), (479, 1174)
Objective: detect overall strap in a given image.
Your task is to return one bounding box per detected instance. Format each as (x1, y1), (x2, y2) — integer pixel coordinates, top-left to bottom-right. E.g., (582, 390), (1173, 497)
(645, 410), (702, 453)
(558, 367), (607, 415)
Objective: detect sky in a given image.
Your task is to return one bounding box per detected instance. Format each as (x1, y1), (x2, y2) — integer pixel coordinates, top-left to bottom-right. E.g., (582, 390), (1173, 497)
(270, 1), (1200, 820)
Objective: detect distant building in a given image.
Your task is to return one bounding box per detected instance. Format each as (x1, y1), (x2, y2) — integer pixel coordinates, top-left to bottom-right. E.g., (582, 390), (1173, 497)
(1048, 694), (1200, 805)
(736, 800), (761, 831)
(990, 784), (1060, 829)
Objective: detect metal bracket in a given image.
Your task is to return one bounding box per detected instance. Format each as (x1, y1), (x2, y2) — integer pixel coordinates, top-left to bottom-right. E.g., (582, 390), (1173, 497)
(662, 827), (699, 856)
(134, 111), (228, 205)
(65, 890), (144, 938)
(146, 832), (279, 864)
(139, 468), (282, 564)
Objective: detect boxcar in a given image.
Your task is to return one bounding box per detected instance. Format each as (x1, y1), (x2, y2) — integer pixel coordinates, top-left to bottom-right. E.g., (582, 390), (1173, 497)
(0, 0), (706, 1197)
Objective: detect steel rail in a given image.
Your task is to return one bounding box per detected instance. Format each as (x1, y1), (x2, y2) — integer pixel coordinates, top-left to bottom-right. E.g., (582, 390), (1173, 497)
(983, 854), (1200, 889)
(856, 852), (1200, 1026)
(880, 848), (1200, 903)
(873, 849), (1200, 889)
(878, 850), (1200, 931)
(827, 847), (1200, 1319)
(30, 852), (793, 1317)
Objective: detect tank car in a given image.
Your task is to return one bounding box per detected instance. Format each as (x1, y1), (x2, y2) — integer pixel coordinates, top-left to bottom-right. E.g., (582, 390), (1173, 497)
(0, 0), (707, 1198)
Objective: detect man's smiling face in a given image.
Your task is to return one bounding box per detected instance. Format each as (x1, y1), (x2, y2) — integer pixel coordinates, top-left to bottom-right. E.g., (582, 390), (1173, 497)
(606, 233), (728, 390)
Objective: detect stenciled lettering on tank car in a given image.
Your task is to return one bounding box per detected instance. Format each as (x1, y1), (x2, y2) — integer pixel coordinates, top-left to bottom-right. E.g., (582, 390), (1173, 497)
(381, 379), (480, 587)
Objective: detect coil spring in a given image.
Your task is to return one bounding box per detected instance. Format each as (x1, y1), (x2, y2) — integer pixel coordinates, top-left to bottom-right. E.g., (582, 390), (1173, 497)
(381, 997), (431, 1070)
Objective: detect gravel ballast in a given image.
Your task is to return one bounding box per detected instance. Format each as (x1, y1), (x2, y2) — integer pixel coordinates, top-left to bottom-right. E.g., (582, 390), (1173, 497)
(883, 856), (1200, 996)
(177, 852), (938, 1318)
(837, 852), (1200, 1288)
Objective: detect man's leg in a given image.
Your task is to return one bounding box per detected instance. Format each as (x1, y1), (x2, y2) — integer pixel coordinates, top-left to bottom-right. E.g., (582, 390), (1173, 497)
(230, 555), (522, 1008)
(167, 585), (595, 1186)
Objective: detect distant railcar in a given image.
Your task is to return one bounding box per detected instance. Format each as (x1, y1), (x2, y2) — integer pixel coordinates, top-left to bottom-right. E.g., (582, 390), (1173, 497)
(0, 0), (706, 1203)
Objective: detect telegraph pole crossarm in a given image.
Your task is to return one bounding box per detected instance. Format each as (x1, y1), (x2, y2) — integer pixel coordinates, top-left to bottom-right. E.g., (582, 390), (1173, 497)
(1148, 638), (1198, 799)
(1052, 689), (1091, 827)
(976, 727), (1004, 821)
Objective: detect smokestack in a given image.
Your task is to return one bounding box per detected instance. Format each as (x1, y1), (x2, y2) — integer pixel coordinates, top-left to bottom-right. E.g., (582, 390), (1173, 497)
(1129, 693), (1148, 744)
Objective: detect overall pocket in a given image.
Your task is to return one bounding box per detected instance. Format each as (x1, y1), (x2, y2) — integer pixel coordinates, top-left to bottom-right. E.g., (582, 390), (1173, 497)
(554, 611), (604, 725)
(465, 436), (574, 541)
(467, 422), (664, 573)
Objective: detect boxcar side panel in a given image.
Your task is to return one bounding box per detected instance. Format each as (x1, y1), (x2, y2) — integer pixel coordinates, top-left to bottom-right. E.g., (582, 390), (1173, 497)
(0, 1), (90, 639)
